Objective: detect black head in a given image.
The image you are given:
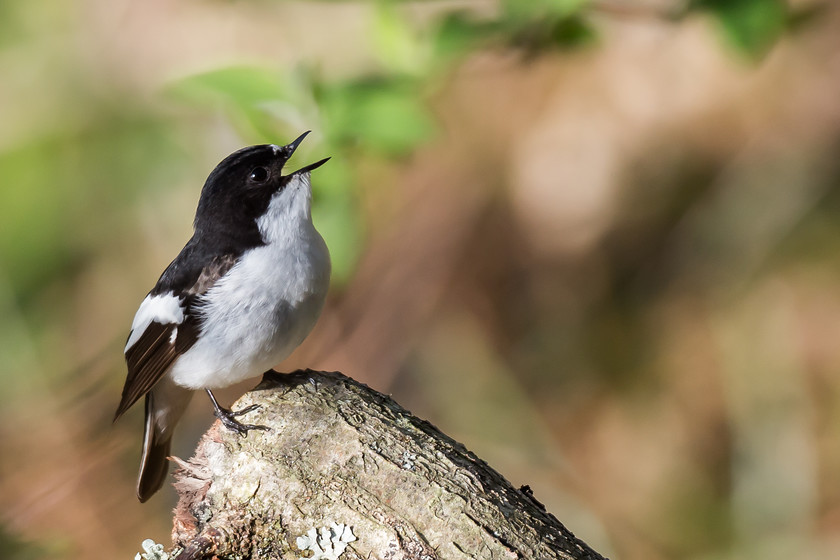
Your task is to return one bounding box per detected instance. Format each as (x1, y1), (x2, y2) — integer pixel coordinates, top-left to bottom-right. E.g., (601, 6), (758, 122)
(192, 132), (328, 245)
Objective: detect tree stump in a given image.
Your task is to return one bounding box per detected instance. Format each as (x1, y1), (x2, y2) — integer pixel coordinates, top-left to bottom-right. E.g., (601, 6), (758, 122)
(168, 370), (606, 560)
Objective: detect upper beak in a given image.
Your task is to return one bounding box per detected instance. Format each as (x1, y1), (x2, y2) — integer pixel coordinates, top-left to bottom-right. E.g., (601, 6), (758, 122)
(282, 131), (330, 176)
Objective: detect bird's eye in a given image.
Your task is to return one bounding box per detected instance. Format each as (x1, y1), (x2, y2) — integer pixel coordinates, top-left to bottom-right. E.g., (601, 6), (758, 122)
(249, 167), (270, 183)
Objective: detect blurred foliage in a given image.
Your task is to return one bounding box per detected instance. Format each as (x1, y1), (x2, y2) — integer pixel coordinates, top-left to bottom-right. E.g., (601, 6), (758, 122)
(0, 116), (183, 305)
(160, 0), (601, 281)
(0, 0), (806, 300)
(0, 524), (55, 560)
(687, 0), (822, 59)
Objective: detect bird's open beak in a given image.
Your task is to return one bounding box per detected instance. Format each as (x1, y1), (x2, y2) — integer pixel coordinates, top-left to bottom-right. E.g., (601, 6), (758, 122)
(283, 131), (330, 176)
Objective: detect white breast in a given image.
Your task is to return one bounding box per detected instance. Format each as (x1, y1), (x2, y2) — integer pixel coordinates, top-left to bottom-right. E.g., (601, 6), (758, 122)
(169, 174), (330, 389)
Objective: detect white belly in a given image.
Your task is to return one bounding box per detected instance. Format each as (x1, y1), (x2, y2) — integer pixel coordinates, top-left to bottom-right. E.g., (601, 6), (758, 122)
(169, 231), (330, 390)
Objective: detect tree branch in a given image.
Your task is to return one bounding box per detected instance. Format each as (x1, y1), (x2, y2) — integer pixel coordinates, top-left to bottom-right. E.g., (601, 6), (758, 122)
(167, 370), (606, 560)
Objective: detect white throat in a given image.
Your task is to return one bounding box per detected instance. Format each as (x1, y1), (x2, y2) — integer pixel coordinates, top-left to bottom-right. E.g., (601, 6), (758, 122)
(258, 173), (313, 245)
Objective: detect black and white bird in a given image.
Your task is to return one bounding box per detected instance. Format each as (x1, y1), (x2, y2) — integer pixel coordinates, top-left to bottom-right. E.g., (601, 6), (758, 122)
(114, 132), (331, 502)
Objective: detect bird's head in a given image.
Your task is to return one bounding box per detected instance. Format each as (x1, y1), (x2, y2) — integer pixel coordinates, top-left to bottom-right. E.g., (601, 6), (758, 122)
(193, 131), (329, 240)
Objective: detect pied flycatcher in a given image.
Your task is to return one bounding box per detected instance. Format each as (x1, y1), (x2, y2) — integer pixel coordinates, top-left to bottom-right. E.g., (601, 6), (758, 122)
(114, 132), (331, 502)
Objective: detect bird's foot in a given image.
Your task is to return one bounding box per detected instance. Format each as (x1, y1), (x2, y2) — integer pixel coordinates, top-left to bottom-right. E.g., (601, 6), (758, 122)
(205, 389), (269, 436)
(214, 405), (269, 435)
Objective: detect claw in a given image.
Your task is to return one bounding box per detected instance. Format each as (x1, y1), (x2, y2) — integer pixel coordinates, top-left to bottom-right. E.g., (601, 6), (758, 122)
(206, 389), (269, 435)
(215, 410), (269, 436)
(227, 403), (261, 417)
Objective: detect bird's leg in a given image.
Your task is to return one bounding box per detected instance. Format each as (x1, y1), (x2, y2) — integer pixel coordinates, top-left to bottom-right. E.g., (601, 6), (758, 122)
(205, 389), (269, 436)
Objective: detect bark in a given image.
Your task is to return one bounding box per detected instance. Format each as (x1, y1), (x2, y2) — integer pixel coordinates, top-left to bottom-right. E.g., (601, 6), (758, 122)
(168, 370), (607, 560)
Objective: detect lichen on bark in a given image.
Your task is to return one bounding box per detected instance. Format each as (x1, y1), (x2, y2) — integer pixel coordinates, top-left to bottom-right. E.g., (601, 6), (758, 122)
(169, 370), (606, 560)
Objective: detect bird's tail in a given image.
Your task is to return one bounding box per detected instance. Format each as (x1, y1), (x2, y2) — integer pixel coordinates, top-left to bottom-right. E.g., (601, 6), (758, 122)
(137, 377), (192, 502)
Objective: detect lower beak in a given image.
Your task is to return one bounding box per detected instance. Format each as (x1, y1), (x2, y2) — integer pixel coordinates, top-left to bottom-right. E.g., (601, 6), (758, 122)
(289, 157), (330, 175)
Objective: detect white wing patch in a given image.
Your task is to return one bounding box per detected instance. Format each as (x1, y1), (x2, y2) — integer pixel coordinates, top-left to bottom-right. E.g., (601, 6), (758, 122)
(125, 293), (185, 352)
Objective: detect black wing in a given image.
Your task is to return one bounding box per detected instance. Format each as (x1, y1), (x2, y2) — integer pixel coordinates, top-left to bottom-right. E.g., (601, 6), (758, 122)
(114, 252), (239, 420)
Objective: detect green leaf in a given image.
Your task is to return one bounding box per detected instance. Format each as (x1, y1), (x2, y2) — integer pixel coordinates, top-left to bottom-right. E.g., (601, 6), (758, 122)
(308, 151), (363, 285)
(371, 2), (429, 75)
(168, 66), (290, 107)
(431, 12), (500, 60)
(166, 66), (316, 142)
(548, 14), (597, 47)
(312, 194), (362, 285)
(691, 0), (788, 59)
(507, 13), (597, 52)
(501, 0), (589, 24)
(318, 78), (435, 155)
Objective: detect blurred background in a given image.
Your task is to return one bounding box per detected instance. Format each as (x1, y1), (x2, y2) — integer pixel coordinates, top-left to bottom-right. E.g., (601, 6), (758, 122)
(1, 0), (839, 558)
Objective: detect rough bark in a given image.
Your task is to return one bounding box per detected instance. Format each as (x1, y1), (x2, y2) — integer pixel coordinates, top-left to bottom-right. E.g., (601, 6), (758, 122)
(168, 370), (606, 560)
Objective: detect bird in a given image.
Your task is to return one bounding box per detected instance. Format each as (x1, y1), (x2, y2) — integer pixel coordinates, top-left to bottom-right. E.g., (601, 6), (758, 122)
(114, 132), (331, 502)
